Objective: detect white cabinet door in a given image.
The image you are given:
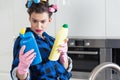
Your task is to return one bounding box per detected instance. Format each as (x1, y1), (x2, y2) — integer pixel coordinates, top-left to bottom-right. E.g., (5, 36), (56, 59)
(46, 0), (56, 37)
(13, 0), (30, 37)
(106, 0), (120, 39)
(0, 0), (13, 79)
(55, 0), (106, 39)
(0, 73), (11, 80)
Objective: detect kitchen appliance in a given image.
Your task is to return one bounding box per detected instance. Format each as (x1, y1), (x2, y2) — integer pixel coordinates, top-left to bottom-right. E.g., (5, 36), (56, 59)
(105, 39), (120, 66)
(68, 38), (106, 79)
(105, 39), (120, 80)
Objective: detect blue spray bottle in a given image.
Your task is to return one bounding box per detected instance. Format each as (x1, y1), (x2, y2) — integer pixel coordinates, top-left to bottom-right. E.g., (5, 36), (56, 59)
(19, 28), (42, 65)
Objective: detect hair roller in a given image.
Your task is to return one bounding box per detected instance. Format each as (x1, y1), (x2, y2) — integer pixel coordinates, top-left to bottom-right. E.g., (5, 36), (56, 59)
(48, 4), (58, 13)
(48, 7), (55, 13)
(26, 0), (49, 8)
(26, 0), (33, 8)
(33, 0), (40, 3)
(52, 4), (58, 10)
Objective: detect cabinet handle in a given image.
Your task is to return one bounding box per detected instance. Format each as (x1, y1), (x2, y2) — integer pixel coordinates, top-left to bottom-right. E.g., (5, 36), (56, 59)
(68, 51), (98, 55)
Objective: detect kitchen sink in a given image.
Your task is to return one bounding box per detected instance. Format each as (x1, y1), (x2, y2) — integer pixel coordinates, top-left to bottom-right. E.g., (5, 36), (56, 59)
(89, 62), (120, 80)
(70, 62), (120, 80)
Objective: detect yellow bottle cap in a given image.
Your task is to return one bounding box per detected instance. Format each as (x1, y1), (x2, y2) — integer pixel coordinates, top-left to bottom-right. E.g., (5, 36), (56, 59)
(20, 28), (26, 34)
(42, 0), (47, 2)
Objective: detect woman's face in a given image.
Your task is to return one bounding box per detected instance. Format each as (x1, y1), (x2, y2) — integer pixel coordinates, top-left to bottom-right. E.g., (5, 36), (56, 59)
(29, 12), (52, 36)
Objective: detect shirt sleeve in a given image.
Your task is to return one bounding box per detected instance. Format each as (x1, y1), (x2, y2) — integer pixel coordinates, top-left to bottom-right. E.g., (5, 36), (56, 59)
(11, 67), (30, 80)
(67, 57), (73, 72)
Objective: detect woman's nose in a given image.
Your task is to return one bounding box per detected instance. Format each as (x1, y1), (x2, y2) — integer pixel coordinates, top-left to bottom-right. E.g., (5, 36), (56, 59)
(38, 22), (42, 28)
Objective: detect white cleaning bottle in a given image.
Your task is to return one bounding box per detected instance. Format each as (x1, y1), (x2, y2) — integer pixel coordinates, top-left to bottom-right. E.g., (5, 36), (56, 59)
(49, 24), (68, 61)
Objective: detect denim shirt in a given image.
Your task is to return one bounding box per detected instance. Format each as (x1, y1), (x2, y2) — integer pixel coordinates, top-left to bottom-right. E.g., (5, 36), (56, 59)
(10, 28), (72, 80)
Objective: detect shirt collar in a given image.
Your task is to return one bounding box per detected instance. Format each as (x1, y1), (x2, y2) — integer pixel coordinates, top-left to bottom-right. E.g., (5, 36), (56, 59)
(26, 27), (49, 40)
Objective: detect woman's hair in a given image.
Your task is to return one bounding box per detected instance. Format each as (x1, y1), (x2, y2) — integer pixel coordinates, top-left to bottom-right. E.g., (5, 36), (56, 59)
(26, 0), (57, 18)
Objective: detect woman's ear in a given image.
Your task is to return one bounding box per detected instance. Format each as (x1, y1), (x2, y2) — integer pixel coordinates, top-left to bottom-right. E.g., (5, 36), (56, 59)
(29, 16), (31, 22)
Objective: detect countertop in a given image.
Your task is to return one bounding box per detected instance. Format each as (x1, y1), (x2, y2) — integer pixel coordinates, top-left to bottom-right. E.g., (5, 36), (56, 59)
(70, 78), (88, 80)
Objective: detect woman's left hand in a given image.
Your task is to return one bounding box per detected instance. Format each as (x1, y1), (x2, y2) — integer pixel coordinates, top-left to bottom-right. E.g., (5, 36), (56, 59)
(58, 38), (68, 64)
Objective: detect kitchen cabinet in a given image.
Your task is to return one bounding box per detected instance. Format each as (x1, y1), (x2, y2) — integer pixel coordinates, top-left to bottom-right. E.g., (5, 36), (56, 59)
(46, 0), (56, 37)
(0, 0), (13, 79)
(12, 0), (29, 37)
(12, 0), (120, 39)
(0, 55), (12, 80)
(0, 73), (11, 80)
(55, 0), (106, 39)
(13, 0), (107, 39)
(106, 0), (120, 39)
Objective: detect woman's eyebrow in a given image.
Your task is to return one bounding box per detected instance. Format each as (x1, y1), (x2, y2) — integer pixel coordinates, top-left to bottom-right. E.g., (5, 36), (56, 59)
(32, 18), (38, 21)
(32, 18), (46, 21)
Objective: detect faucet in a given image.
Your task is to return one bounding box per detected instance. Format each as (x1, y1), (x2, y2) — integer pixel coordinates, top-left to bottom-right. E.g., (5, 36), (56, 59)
(89, 62), (120, 80)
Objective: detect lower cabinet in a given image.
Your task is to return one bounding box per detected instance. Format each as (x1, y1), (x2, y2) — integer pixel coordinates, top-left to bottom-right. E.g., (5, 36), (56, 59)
(0, 73), (11, 80)
(0, 52), (12, 80)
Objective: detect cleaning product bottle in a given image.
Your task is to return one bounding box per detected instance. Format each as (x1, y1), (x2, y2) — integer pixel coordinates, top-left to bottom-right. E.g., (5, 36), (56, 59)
(49, 24), (68, 61)
(19, 28), (42, 65)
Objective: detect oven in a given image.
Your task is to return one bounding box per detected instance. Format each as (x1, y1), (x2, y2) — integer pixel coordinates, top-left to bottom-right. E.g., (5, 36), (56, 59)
(68, 38), (106, 79)
(105, 39), (120, 80)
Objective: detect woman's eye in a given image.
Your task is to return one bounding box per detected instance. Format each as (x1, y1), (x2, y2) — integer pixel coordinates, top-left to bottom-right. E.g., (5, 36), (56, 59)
(33, 20), (37, 23)
(41, 20), (45, 23)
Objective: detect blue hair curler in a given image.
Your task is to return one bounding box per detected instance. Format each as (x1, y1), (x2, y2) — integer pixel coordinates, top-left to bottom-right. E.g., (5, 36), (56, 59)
(27, 1), (33, 8)
(33, 0), (40, 3)
(27, 0), (41, 8)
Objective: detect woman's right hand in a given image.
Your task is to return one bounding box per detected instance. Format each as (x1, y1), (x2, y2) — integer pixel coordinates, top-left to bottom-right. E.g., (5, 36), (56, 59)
(17, 45), (36, 76)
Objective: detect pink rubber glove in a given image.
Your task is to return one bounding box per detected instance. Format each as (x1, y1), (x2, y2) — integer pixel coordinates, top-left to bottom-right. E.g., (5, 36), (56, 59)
(58, 39), (68, 64)
(17, 45), (36, 75)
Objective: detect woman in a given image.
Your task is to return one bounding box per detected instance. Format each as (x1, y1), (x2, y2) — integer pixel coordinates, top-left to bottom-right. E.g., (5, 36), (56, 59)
(10, 0), (72, 80)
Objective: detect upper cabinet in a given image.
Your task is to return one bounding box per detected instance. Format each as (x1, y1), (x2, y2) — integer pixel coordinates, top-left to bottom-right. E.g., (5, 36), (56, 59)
(46, 0), (56, 37)
(106, 0), (120, 39)
(55, 0), (106, 39)
(13, 0), (29, 37)
(12, 0), (120, 39)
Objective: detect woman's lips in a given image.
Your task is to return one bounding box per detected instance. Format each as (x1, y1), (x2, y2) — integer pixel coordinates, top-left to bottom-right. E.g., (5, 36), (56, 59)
(35, 29), (42, 32)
